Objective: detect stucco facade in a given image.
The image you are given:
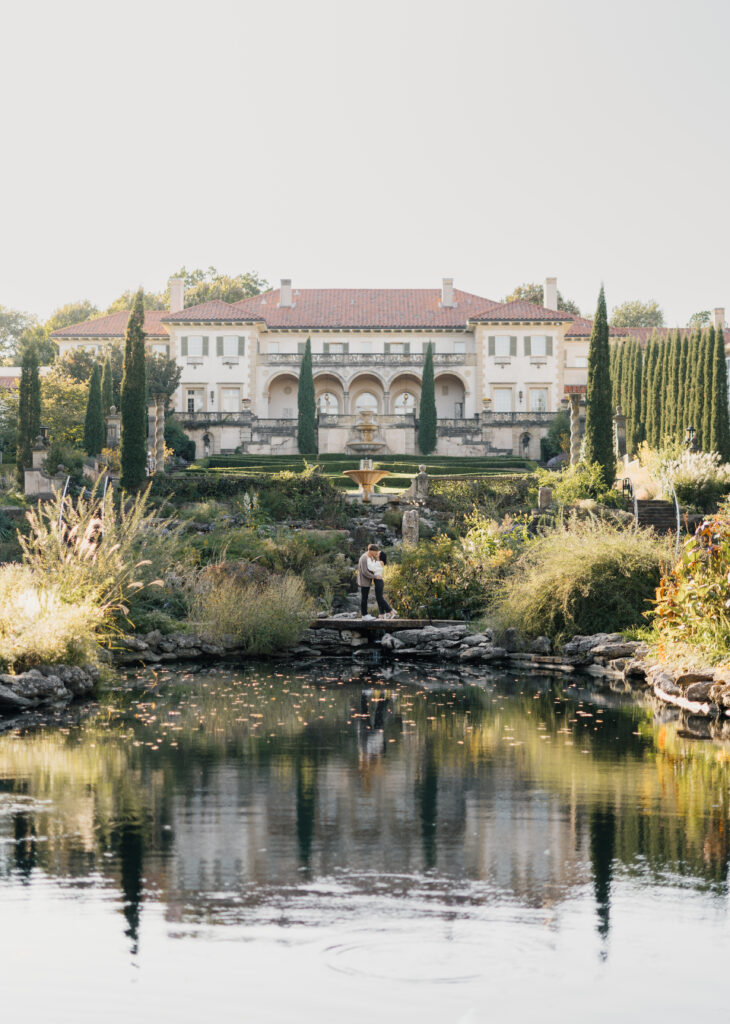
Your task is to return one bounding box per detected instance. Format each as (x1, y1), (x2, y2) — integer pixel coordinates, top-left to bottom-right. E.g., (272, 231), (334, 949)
(51, 277), (599, 458)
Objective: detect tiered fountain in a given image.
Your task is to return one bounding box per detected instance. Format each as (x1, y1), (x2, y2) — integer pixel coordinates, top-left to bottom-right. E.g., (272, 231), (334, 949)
(343, 411), (390, 501)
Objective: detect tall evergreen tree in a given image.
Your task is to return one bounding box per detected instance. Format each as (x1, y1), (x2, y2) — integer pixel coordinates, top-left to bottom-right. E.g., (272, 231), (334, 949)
(629, 341), (643, 452)
(668, 331), (681, 439)
(296, 336), (317, 454)
(701, 327), (714, 450)
(83, 362), (105, 456)
(709, 325), (730, 458)
(101, 354), (113, 416)
(686, 327), (702, 440)
(15, 344), (41, 485)
(583, 286), (614, 485)
(641, 337), (656, 446)
(676, 333), (689, 438)
(120, 290), (148, 490)
(418, 341), (437, 455)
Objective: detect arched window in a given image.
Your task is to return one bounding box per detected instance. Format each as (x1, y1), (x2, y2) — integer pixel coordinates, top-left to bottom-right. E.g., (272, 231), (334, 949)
(317, 392), (338, 414)
(394, 392), (416, 415)
(355, 391), (378, 414)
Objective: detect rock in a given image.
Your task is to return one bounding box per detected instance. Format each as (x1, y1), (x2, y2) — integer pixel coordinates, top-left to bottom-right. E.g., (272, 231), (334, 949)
(402, 509), (419, 547)
(460, 633), (489, 648)
(173, 634), (203, 650)
(710, 683), (730, 709)
(652, 672), (682, 696)
(200, 643), (225, 656)
(591, 641), (641, 659)
(675, 671), (715, 687)
(538, 486), (553, 510)
(503, 628), (520, 653)
(118, 635), (149, 651)
(459, 647), (487, 662)
(0, 684), (33, 710)
(143, 630), (163, 649)
(392, 629), (427, 646)
(381, 634), (405, 651)
(531, 636), (552, 655)
(483, 646), (507, 661)
(685, 681), (714, 702)
(561, 633), (624, 657)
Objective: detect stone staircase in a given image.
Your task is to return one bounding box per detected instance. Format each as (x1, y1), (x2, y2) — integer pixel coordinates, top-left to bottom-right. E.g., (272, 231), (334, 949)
(636, 499), (678, 533)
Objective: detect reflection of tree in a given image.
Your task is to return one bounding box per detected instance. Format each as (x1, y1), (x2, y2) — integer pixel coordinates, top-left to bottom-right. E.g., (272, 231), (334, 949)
(589, 807), (616, 948)
(13, 812), (36, 880)
(417, 747), (438, 870)
(296, 758), (316, 869)
(111, 794), (146, 957)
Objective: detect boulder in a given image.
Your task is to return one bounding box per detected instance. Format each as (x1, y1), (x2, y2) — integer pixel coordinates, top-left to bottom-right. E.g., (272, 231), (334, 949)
(0, 684), (33, 710)
(531, 636), (552, 655)
(561, 633), (624, 657)
(591, 641), (642, 660)
(503, 628), (520, 653)
(685, 681), (714, 702)
(460, 633), (489, 648)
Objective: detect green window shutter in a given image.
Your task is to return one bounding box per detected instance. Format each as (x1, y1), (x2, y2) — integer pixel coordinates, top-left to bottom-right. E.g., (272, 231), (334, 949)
(488, 336), (495, 356)
(238, 336), (245, 357)
(524, 336), (532, 356)
(216, 336), (224, 357)
(342, 342), (350, 355)
(298, 342), (306, 355)
(323, 342), (330, 354)
(384, 342), (391, 354)
(202, 336), (209, 356)
(404, 342), (410, 355)
(510, 336), (517, 356)
(546, 336), (553, 356)
(181, 336), (188, 357)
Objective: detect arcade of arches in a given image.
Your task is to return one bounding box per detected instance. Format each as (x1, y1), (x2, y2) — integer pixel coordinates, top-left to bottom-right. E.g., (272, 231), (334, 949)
(267, 371), (466, 420)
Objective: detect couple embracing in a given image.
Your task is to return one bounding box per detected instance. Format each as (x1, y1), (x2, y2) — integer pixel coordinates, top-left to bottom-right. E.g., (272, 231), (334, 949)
(357, 544), (398, 620)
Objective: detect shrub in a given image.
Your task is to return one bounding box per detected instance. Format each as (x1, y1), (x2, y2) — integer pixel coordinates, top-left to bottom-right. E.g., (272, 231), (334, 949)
(538, 462), (622, 507)
(385, 535), (484, 619)
(0, 564), (102, 672)
(191, 572), (314, 654)
(19, 482), (176, 626)
(429, 474), (538, 521)
(489, 517), (670, 641)
(539, 409), (571, 463)
(44, 442), (88, 483)
(658, 449), (730, 512)
(165, 417), (196, 461)
(651, 511), (730, 662)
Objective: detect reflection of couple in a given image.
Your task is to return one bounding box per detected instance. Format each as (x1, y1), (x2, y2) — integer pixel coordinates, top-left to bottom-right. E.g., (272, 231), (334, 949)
(357, 544), (397, 619)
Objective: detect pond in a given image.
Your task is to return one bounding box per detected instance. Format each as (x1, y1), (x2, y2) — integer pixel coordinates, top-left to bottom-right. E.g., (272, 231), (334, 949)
(1, 660), (729, 1023)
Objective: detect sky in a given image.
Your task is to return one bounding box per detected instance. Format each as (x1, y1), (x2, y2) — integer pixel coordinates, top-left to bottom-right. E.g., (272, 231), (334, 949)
(2, 0), (729, 325)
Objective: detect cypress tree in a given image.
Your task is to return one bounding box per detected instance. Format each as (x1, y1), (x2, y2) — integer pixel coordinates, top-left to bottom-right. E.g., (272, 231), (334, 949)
(629, 341), (644, 452)
(120, 290), (148, 490)
(418, 341), (437, 455)
(641, 337), (655, 446)
(676, 333), (689, 439)
(83, 362), (105, 456)
(101, 354), (113, 416)
(701, 327), (714, 450)
(686, 328), (701, 441)
(668, 331), (681, 440)
(652, 337), (666, 447)
(16, 345), (41, 485)
(709, 324), (730, 458)
(296, 336), (317, 454)
(583, 286), (614, 485)
(656, 335), (668, 443)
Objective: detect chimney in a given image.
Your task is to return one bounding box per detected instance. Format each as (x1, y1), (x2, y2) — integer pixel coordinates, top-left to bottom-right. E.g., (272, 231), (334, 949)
(544, 277), (558, 312)
(714, 307), (725, 330)
(168, 277), (185, 313)
(279, 278), (293, 307)
(441, 278), (455, 307)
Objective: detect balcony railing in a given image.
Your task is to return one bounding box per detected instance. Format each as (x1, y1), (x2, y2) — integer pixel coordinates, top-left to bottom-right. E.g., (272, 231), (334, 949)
(481, 411), (557, 424)
(265, 352), (473, 366)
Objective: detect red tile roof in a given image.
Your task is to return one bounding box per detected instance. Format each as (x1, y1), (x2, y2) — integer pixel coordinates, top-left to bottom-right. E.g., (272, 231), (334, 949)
(469, 299), (574, 323)
(50, 310), (169, 339)
(565, 384), (587, 394)
(564, 315), (629, 338)
(162, 288), (499, 329)
(0, 377), (19, 389)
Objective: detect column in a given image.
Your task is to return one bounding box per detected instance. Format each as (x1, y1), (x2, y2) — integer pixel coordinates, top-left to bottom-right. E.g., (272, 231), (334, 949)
(569, 394), (581, 466)
(342, 390), (350, 415)
(154, 395), (166, 474)
(382, 390), (391, 415)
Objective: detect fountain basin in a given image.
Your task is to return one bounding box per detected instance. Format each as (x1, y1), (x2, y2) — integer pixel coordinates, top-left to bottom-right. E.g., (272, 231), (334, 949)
(342, 468), (391, 502)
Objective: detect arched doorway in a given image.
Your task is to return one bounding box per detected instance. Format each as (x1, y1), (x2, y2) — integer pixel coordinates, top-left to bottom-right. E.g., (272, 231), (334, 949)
(434, 373), (467, 419)
(313, 373), (345, 416)
(267, 373), (299, 418)
(350, 373), (385, 415)
(390, 372), (421, 417)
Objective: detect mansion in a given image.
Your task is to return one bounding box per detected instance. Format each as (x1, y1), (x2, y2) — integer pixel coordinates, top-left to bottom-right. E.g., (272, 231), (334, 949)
(51, 277), (729, 459)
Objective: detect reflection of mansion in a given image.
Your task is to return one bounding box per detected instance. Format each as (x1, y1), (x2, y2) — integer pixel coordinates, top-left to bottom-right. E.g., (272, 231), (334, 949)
(53, 276), (606, 458)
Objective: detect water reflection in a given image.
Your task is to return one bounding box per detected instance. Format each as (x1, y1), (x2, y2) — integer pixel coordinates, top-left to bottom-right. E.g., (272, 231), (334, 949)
(0, 661), (728, 967)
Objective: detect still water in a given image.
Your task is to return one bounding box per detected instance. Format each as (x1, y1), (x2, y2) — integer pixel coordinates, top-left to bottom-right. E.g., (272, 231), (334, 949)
(1, 660), (729, 1022)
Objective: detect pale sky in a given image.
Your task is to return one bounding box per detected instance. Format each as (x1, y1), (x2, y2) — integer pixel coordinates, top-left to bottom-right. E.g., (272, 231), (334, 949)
(2, 0), (728, 325)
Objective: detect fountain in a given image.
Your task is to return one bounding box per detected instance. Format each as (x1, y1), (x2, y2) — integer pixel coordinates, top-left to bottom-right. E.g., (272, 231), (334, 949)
(342, 410), (390, 500)
(342, 458), (390, 503)
(346, 409), (387, 455)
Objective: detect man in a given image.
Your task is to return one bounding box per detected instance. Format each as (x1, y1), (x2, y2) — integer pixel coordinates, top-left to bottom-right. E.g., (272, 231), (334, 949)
(357, 543), (381, 619)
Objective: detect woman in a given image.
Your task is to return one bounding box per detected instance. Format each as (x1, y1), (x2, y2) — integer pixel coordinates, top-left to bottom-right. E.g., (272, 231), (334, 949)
(368, 549), (397, 619)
